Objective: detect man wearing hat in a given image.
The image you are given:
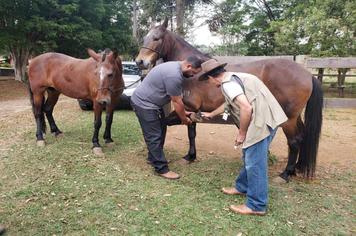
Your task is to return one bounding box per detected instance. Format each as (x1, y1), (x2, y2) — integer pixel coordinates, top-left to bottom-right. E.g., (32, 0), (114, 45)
(200, 59), (288, 216)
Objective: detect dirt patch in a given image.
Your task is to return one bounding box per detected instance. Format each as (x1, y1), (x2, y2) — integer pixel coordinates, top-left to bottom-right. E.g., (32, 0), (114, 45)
(165, 109), (356, 171)
(0, 79), (28, 101)
(1, 79), (355, 171)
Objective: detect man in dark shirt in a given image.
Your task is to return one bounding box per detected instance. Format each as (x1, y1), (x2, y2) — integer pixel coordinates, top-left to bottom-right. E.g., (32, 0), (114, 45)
(131, 55), (203, 179)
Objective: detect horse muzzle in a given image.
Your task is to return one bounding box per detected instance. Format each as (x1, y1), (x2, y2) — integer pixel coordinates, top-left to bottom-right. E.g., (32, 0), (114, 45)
(97, 97), (111, 105)
(135, 58), (154, 70)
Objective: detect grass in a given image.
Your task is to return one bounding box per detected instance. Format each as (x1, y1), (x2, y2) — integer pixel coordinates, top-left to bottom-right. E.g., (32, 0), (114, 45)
(0, 110), (355, 235)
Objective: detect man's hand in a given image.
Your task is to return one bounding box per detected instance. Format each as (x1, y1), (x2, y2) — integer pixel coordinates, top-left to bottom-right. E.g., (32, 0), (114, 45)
(182, 116), (193, 125)
(235, 133), (246, 146)
(171, 96), (193, 126)
(185, 111), (193, 116)
(201, 112), (214, 120)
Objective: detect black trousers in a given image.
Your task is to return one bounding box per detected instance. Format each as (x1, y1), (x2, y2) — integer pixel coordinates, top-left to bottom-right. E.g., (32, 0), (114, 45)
(131, 101), (169, 174)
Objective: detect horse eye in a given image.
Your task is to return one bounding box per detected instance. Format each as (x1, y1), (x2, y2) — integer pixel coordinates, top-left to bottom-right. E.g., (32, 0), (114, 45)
(108, 73), (113, 78)
(153, 37), (160, 41)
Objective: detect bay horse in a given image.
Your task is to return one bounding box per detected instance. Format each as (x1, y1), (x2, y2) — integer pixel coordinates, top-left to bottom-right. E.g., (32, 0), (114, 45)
(135, 19), (323, 182)
(28, 49), (124, 156)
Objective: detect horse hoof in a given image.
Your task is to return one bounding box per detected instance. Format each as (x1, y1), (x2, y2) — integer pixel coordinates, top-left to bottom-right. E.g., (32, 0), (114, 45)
(54, 132), (64, 138)
(36, 140), (46, 147)
(93, 147), (105, 157)
(105, 142), (114, 148)
(271, 176), (288, 184)
(177, 158), (195, 165)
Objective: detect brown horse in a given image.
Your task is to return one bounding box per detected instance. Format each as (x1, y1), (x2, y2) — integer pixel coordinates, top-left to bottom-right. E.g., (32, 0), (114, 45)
(135, 19), (323, 182)
(28, 49), (124, 156)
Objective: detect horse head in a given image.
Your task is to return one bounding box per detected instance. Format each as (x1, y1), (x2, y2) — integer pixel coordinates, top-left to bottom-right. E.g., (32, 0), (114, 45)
(88, 48), (123, 105)
(135, 18), (169, 70)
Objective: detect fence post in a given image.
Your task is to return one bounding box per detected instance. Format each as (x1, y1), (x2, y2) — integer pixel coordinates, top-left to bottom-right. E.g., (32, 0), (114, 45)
(337, 68), (348, 98)
(317, 68), (324, 83)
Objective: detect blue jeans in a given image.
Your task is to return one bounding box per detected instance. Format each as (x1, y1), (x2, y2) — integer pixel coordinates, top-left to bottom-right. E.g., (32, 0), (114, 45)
(235, 128), (277, 212)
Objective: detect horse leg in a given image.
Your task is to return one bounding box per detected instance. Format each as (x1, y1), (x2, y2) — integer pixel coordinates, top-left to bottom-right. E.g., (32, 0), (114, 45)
(279, 116), (304, 182)
(44, 89), (62, 136)
(33, 93), (46, 146)
(103, 104), (114, 145)
(164, 111), (197, 162)
(92, 102), (104, 156)
(183, 123), (197, 162)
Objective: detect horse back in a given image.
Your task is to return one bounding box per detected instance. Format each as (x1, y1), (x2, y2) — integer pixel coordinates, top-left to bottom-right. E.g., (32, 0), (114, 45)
(226, 59), (313, 117)
(28, 53), (96, 99)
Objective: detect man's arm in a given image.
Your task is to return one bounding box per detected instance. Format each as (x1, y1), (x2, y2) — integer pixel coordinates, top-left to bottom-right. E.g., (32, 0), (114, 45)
(171, 96), (192, 125)
(234, 94), (252, 145)
(201, 103), (225, 119)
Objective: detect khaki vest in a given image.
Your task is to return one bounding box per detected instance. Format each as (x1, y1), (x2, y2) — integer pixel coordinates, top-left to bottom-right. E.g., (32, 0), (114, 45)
(221, 72), (288, 148)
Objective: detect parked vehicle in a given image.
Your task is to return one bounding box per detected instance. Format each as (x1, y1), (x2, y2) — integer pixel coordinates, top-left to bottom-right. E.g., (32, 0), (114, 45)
(78, 61), (142, 110)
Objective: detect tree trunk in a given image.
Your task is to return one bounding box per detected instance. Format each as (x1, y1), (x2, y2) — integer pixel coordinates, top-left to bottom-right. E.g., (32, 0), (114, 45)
(10, 46), (30, 83)
(176, 0), (185, 36)
(132, 0), (138, 41)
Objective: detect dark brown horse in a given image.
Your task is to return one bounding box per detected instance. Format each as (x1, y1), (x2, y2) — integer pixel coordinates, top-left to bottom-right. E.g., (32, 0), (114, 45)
(135, 19), (323, 182)
(28, 49), (124, 156)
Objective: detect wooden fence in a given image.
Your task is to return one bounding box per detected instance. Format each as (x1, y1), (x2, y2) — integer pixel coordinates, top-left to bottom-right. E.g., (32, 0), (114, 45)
(214, 56), (356, 97)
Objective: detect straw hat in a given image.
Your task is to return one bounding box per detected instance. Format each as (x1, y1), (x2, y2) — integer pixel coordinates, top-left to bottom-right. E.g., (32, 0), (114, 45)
(198, 59), (227, 81)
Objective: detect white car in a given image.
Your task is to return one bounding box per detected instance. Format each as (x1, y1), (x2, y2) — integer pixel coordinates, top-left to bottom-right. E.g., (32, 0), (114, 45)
(121, 61), (142, 97)
(78, 61), (142, 110)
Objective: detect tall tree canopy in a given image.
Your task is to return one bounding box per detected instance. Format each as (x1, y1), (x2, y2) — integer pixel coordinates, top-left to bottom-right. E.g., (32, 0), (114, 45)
(208, 0), (356, 56)
(134, 0), (213, 38)
(0, 0), (134, 82)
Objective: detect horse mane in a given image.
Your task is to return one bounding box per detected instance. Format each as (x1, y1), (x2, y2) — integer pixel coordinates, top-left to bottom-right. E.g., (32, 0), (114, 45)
(166, 30), (211, 61)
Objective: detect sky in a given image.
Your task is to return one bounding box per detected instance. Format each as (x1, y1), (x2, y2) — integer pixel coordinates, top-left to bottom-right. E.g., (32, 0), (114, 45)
(188, 1), (224, 46)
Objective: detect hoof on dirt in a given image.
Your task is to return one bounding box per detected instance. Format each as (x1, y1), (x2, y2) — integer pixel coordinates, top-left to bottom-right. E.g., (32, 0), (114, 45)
(271, 176), (288, 184)
(105, 142), (114, 148)
(93, 147), (105, 157)
(54, 132), (64, 138)
(177, 158), (195, 165)
(36, 140), (46, 147)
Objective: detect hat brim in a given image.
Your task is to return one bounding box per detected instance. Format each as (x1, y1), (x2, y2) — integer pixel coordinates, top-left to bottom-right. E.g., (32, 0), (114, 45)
(198, 63), (227, 81)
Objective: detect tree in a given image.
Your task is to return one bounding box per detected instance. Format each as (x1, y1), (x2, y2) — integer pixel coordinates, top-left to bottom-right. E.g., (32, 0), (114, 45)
(176, 0), (214, 36)
(208, 0), (356, 56)
(135, 0), (213, 38)
(271, 0), (356, 56)
(0, 0), (134, 82)
(208, 0), (287, 55)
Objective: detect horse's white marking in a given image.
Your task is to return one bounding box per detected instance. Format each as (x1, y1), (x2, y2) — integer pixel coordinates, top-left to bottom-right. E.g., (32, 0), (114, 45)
(99, 66), (105, 83)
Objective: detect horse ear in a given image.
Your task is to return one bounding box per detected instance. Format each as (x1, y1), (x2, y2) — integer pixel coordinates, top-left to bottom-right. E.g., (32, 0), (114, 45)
(87, 48), (101, 62)
(112, 48), (119, 60)
(162, 17), (168, 29)
(107, 49), (120, 65)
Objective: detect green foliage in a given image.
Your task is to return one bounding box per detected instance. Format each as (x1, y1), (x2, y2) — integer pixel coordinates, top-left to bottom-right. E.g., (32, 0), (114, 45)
(209, 0), (356, 56)
(271, 0), (356, 56)
(0, 0), (135, 58)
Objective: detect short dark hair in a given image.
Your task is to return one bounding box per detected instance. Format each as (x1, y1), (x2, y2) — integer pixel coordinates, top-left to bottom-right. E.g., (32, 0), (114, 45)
(206, 66), (226, 78)
(185, 55), (204, 69)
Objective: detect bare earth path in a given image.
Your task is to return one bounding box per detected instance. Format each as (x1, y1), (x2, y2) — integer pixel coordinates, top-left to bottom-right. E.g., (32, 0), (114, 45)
(1, 79), (355, 174)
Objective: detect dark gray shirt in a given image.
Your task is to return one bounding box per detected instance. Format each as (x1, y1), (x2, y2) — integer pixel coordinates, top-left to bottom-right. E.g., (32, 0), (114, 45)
(131, 61), (184, 109)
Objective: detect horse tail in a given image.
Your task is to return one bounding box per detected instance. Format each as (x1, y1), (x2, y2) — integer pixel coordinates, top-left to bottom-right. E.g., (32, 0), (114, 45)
(27, 74), (35, 115)
(297, 77), (323, 177)
(27, 73), (46, 133)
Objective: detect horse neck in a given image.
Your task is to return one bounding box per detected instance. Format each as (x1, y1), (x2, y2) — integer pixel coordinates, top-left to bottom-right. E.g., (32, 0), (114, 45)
(164, 31), (210, 61)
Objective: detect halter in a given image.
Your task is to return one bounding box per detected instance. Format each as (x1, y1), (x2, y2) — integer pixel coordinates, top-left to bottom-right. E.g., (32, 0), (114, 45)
(140, 36), (166, 59)
(97, 77), (142, 94)
(97, 51), (118, 93)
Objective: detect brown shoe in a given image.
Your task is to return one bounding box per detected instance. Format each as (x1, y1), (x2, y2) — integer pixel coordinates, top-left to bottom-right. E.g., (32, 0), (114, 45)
(159, 171), (180, 180)
(0, 224), (6, 235)
(221, 187), (245, 195)
(230, 204), (266, 216)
